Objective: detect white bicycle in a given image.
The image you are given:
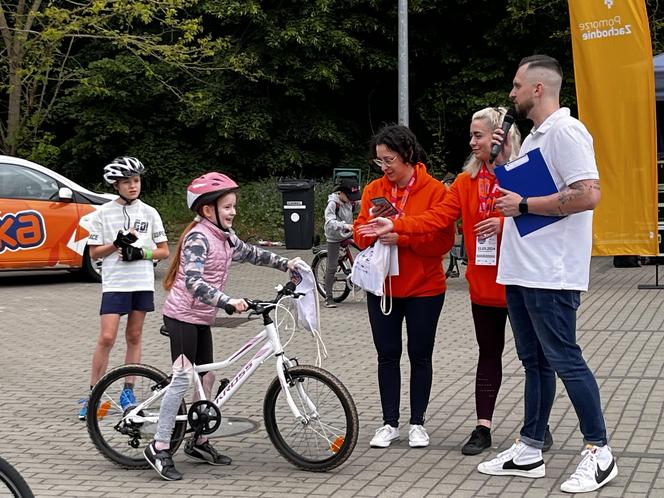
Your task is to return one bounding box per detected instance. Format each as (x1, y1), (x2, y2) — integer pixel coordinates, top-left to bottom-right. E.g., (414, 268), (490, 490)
(86, 282), (359, 472)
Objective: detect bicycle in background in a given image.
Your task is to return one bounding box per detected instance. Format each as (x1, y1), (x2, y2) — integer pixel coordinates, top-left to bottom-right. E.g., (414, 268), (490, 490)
(445, 231), (467, 278)
(440, 172), (467, 279)
(311, 237), (361, 303)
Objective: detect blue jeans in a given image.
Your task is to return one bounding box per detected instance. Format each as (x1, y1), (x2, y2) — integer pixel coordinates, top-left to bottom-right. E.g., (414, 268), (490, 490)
(506, 286), (607, 448)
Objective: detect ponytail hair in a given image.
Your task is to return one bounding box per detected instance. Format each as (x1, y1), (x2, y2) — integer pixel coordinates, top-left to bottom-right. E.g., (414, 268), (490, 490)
(163, 220), (199, 290)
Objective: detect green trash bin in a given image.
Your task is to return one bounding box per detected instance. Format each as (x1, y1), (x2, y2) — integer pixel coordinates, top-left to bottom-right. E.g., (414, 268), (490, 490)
(333, 167), (361, 185)
(277, 179), (316, 249)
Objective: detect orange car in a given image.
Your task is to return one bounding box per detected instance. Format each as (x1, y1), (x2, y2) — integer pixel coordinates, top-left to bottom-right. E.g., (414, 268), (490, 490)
(0, 156), (115, 281)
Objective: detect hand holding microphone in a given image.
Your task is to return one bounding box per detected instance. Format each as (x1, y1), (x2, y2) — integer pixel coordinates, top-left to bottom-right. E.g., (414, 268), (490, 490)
(489, 108), (518, 164)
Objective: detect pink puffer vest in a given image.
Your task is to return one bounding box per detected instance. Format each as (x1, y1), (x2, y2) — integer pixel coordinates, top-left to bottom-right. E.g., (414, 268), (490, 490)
(162, 219), (233, 325)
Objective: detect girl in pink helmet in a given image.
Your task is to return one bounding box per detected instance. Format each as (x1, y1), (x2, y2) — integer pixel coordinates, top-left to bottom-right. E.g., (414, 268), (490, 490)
(143, 172), (301, 481)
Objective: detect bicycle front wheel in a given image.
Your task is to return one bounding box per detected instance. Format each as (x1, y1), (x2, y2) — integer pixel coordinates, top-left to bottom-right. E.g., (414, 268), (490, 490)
(0, 456), (34, 498)
(263, 365), (358, 472)
(312, 252), (351, 303)
(86, 364), (187, 469)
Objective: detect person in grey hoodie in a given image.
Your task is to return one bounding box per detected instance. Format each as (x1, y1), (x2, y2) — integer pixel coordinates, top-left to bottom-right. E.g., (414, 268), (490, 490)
(323, 177), (361, 307)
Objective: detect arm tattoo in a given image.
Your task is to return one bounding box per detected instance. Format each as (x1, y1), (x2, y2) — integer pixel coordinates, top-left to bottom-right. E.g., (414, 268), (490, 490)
(547, 180), (600, 216)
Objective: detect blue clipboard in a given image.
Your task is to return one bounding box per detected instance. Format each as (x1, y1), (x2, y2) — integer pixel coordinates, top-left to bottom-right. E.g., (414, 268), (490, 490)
(494, 148), (565, 237)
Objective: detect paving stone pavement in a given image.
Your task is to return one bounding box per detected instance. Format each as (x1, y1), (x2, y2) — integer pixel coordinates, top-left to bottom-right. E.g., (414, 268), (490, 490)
(1, 252), (663, 497)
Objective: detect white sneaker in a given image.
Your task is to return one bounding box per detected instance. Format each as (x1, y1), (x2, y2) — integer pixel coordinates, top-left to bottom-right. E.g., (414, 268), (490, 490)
(370, 424), (400, 448)
(560, 445), (618, 493)
(408, 424), (430, 448)
(477, 439), (545, 478)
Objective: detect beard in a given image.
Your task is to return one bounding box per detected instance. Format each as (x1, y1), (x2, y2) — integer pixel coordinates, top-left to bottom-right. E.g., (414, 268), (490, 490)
(515, 99), (533, 120)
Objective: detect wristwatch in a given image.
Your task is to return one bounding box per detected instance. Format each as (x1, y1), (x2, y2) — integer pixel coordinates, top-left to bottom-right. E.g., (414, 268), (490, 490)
(519, 197), (529, 214)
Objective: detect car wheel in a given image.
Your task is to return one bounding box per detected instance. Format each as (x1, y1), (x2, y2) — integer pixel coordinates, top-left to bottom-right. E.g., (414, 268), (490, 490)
(81, 247), (102, 282)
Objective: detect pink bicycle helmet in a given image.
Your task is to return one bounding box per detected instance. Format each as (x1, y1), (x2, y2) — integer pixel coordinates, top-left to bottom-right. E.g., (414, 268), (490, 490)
(187, 172), (239, 212)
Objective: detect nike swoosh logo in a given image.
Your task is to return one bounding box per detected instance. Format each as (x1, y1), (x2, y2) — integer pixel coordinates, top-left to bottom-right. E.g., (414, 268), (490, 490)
(503, 459), (544, 471)
(596, 458), (615, 483)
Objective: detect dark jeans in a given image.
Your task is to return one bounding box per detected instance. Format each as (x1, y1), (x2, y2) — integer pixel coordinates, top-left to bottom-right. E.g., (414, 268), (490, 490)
(506, 286), (607, 448)
(471, 303), (508, 421)
(367, 292), (445, 427)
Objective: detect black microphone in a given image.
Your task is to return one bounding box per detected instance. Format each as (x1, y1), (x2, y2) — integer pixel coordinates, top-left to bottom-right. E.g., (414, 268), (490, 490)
(489, 108), (517, 164)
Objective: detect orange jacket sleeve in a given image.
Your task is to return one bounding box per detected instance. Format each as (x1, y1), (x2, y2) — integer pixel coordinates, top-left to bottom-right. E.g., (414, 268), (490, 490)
(393, 176), (463, 235)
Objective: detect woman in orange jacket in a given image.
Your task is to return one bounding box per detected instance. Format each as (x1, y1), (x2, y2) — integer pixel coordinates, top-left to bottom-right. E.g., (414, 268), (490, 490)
(359, 108), (554, 456)
(354, 125), (455, 449)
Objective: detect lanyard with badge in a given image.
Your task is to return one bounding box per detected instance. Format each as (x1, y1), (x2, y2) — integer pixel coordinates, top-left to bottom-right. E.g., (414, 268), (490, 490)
(384, 170), (416, 277)
(476, 163), (499, 266)
(390, 171), (417, 219)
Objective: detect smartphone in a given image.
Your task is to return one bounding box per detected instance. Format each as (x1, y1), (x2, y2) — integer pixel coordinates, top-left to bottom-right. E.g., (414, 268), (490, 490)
(370, 197), (399, 217)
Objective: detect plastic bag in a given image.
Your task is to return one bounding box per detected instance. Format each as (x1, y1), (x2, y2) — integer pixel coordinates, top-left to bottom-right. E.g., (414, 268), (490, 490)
(350, 242), (392, 296)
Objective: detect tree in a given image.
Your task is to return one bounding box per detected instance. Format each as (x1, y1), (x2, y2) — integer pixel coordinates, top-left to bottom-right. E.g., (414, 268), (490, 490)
(0, 0), (216, 157)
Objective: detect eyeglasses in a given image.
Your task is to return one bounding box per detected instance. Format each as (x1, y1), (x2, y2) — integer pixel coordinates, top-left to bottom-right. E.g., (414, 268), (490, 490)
(372, 155), (398, 167)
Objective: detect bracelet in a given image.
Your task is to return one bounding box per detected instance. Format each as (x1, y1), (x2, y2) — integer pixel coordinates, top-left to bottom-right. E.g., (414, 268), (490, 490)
(144, 249), (153, 260)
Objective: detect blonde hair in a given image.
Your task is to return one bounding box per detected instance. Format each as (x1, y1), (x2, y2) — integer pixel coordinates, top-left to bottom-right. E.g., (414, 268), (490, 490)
(462, 107), (522, 178)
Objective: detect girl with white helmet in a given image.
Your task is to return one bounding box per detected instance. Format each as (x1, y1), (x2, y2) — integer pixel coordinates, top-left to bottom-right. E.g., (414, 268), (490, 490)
(79, 157), (170, 420)
(143, 172), (301, 481)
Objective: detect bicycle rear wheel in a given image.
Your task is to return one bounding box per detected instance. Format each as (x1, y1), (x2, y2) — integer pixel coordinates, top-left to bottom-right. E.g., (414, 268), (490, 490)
(0, 456), (33, 498)
(86, 364), (187, 469)
(263, 365), (358, 472)
(312, 252), (352, 303)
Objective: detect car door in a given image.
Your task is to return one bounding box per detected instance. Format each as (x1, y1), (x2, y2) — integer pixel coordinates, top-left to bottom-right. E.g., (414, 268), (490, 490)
(0, 163), (81, 269)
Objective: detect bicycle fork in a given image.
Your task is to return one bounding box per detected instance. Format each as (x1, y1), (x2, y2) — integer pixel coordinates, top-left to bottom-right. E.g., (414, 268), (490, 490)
(276, 356), (319, 424)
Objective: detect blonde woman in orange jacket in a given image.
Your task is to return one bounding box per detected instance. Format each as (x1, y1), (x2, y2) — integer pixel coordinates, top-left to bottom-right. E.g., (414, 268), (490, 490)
(354, 125), (455, 449)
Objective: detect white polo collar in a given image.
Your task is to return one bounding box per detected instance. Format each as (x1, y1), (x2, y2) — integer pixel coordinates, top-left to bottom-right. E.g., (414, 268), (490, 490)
(531, 107), (570, 135)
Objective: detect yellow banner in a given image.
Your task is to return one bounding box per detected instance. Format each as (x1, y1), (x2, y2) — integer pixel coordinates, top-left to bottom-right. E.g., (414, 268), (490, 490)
(568, 0), (658, 255)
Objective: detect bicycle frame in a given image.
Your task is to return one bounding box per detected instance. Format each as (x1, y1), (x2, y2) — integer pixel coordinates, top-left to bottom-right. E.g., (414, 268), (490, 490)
(340, 239), (358, 266)
(124, 302), (315, 427)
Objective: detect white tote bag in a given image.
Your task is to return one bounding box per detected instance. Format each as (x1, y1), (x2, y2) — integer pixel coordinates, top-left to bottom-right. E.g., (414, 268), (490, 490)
(350, 242), (391, 297)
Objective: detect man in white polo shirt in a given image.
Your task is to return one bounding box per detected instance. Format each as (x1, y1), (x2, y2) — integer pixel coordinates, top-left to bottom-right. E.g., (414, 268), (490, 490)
(477, 55), (617, 494)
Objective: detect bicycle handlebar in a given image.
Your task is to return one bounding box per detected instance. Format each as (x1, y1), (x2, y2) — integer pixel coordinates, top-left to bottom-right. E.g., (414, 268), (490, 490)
(223, 281), (304, 316)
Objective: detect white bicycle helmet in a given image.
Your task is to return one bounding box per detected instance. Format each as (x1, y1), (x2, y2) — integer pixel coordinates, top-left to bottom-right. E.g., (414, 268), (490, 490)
(103, 156), (145, 185)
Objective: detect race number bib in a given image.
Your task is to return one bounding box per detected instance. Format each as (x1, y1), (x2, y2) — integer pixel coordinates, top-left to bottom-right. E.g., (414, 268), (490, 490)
(475, 234), (497, 266)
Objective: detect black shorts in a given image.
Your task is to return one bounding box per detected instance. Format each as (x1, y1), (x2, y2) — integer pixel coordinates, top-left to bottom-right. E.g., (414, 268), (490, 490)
(100, 291), (155, 316)
(163, 316), (213, 365)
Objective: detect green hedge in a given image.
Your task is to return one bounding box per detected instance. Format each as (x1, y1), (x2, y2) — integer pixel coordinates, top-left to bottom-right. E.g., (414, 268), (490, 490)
(143, 178), (340, 244)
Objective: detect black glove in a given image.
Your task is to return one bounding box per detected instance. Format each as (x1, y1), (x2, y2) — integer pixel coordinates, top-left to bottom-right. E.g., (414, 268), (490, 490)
(121, 245), (144, 261)
(113, 230), (138, 248)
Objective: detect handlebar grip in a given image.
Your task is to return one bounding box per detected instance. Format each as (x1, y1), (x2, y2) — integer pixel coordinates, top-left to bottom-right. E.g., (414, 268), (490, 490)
(223, 303), (236, 315)
(284, 281), (296, 293)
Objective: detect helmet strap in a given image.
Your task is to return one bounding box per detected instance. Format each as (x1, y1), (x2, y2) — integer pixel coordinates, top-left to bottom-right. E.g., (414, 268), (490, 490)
(213, 204), (231, 234)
